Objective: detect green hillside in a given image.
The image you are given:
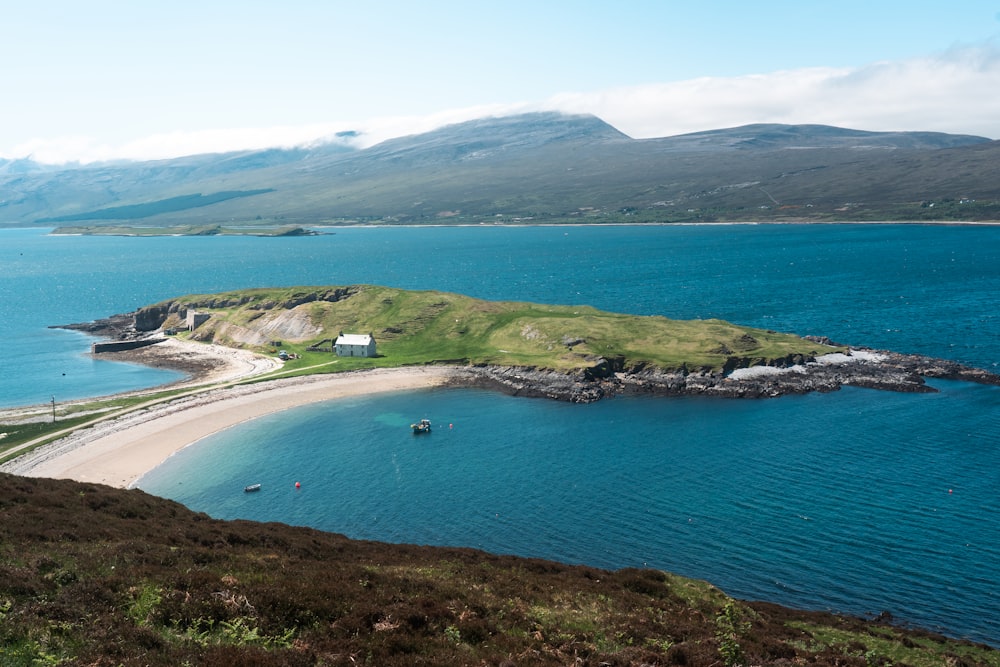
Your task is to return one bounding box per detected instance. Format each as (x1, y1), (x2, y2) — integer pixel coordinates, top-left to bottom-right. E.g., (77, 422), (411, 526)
(152, 285), (839, 375)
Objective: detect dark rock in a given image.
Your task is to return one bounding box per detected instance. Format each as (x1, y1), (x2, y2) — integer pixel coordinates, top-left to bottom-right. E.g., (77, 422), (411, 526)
(134, 304), (171, 331)
(455, 348), (999, 403)
(54, 312), (137, 339)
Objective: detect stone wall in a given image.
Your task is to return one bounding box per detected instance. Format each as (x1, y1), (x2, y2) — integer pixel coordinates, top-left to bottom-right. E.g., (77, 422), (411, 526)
(92, 339), (163, 354)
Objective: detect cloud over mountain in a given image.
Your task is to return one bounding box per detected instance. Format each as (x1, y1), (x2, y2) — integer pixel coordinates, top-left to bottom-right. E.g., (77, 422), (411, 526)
(6, 46), (1000, 165)
(555, 45), (1000, 141)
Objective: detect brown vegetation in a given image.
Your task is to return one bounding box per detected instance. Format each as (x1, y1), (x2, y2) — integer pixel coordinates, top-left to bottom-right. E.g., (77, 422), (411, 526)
(1, 473), (996, 666)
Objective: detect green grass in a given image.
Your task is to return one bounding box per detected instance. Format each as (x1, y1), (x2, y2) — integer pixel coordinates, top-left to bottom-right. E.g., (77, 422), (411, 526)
(0, 415), (98, 463)
(786, 621), (1000, 667)
(166, 284), (840, 375)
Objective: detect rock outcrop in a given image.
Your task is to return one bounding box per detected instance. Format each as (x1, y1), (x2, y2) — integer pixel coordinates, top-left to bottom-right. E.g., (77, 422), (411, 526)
(458, 349), (1000, 403)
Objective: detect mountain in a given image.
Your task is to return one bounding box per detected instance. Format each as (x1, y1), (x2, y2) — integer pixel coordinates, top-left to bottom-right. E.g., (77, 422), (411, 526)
(654, 123), (989, 152)
(2, 112), (998, 226)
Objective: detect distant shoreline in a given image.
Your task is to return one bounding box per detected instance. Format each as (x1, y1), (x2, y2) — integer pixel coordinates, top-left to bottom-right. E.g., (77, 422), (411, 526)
(24, 219), (1000, 235)
(264, 220), (1000, 229)
(48, 224), (321, 237)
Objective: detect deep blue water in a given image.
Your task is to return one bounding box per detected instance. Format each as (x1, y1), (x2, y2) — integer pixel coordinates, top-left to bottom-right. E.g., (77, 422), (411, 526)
(2, 225), (999, 644)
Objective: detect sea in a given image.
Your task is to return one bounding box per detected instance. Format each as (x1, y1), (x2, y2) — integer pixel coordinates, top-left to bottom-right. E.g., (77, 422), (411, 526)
(2, 224), (998, 645)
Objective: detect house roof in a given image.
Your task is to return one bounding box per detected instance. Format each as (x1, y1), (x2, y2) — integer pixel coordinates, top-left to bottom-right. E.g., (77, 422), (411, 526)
(335, 333), (374, 345)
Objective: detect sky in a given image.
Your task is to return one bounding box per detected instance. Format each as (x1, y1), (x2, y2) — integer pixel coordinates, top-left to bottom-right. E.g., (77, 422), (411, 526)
(3, 1), (1000, 164)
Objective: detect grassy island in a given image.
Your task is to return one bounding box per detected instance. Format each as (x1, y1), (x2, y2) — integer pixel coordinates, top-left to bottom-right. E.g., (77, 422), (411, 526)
(158, 284), (839, 376)
(1, 286), (849, 462)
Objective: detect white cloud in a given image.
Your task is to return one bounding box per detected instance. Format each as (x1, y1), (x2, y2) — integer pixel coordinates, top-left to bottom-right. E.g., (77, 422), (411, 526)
(8, 104), (535, 165)
(559, 45), (1000, 140)
(10, 124), (359, 165)
(7, 46), (1000, 165)
(340, 103), (536, 148)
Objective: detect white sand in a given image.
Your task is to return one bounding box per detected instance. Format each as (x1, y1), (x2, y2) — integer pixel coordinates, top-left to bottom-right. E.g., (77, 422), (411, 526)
(1, 340), (461, 489)
(0, 337), (282, 425)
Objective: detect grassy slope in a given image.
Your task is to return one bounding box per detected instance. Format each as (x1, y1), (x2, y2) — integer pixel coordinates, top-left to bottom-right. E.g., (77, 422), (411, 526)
(165, 285), (840, 374)
(1, 473), (996, 666)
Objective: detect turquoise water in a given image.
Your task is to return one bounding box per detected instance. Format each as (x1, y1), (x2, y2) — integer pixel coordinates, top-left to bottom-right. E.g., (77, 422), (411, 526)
(3, 225), (999, 644)
(138, 382), (1000, 644)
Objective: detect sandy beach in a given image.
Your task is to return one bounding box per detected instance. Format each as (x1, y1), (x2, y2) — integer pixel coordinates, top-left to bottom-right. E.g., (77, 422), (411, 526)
(0, 339), (461, 489)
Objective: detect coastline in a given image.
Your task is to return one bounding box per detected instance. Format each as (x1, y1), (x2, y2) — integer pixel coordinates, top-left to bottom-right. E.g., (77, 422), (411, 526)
(1, 366), (462, 489)
(0, 337), (283, 423)
(3, 333), (998, 490)
(308, 220), (1000, 229)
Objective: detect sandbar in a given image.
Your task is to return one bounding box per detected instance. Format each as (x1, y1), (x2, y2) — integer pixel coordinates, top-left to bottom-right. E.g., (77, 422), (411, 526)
(1, 341), (461, 488)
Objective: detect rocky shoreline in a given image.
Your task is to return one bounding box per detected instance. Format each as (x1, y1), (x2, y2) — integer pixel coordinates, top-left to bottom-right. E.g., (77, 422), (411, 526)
(457, 348), (1000, 402)
(103, 339), (1000, 404)
(58, 315), (1000, 404)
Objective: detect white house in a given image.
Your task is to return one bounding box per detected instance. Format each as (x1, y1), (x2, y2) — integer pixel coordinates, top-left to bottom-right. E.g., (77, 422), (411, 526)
(334, 332), (377, 358)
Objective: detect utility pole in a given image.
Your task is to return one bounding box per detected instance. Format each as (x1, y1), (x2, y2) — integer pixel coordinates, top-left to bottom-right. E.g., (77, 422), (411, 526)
(51, 395), (56, 423)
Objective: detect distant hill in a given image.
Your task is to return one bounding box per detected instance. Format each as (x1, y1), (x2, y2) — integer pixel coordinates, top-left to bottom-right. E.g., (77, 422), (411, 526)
(2, 112), (998, 226)
(655, 123), (989, 151)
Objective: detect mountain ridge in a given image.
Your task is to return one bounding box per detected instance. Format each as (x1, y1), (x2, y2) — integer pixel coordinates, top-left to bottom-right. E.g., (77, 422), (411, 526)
(2, 112), (998, 225)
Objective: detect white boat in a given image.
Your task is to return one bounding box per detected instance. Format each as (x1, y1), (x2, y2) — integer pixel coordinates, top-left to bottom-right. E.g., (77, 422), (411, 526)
(410, 418), (431, 434)
(244, 483), (262, 492)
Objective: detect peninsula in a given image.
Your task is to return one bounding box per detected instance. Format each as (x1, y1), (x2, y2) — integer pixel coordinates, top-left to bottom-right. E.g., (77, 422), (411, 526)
(5, 283), (998, 485)
(65, 284), (1000, 402)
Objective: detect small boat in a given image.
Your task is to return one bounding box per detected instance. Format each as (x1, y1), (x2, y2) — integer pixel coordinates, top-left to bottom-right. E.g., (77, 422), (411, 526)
(244, 483), (262, 493)
(410, 418), (432, 434)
